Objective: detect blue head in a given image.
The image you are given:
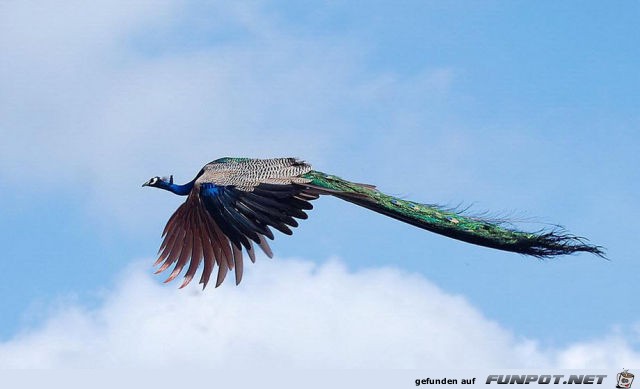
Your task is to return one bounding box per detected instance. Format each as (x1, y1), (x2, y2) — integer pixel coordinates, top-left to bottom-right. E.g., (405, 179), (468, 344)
(142, 175), (193, 196)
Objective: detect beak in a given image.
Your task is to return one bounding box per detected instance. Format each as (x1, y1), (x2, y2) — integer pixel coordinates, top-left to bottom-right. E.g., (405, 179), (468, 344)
(142, 180), (151, 187)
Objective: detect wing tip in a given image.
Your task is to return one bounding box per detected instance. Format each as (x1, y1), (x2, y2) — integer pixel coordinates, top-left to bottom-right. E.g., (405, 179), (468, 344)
(179, 275), (194, 289)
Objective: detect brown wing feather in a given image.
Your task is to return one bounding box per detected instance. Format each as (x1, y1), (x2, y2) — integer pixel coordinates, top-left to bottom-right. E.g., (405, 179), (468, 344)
(233, 244), (243, 285)
(180, 212), (204, 288)
(197, 207), (216, 287)
(155, 212), (188, 273)
(165, 205), (195, 283)
(154, 169), (320, 288)
(198, 202), (233, 287)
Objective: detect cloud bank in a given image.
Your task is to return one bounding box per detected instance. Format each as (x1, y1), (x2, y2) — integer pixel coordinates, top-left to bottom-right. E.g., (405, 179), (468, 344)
(1, 258), (637, 368)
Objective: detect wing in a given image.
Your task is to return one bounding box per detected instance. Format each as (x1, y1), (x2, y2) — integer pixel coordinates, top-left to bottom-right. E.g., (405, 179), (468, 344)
(154, 158), (319, 289)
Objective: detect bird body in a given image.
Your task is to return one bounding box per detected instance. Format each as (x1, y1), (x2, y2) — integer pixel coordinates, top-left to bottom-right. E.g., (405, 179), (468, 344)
(143, 157), (604, 289)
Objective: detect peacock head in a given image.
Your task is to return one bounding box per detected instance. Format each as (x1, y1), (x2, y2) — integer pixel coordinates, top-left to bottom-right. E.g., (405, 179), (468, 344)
(142, 175), (173, 188)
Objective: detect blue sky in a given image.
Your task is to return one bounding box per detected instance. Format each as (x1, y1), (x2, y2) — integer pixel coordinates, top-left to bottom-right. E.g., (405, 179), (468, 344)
(0, 1), (638, 368)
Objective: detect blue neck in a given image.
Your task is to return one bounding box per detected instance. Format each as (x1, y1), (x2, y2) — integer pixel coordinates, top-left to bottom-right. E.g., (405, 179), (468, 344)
(159, 180), (194, 196)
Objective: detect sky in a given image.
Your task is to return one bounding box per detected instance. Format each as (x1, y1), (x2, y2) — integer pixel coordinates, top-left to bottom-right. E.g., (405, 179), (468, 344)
(0, 0), (639, 370)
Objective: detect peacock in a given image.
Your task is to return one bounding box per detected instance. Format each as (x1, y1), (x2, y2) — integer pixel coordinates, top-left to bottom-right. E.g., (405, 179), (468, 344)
(143, 157), (604, 288)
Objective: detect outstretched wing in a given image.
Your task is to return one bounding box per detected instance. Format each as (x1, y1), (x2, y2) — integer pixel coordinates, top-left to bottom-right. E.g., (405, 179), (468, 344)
(154, 158), (319, 288)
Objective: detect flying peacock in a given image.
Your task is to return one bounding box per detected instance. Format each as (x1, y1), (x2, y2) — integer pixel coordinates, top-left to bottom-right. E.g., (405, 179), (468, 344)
(143, 157), (604, 289)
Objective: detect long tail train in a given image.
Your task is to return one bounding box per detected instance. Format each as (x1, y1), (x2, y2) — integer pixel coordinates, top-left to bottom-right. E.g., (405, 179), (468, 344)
(301, 170), (605, 258)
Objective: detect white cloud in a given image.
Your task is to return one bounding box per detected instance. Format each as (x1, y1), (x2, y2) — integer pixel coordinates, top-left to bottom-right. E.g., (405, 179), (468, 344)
(1, 258), (637, 368)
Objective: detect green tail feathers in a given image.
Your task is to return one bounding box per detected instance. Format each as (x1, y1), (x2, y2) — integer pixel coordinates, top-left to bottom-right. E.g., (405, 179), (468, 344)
(301, 170), (605, 258)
